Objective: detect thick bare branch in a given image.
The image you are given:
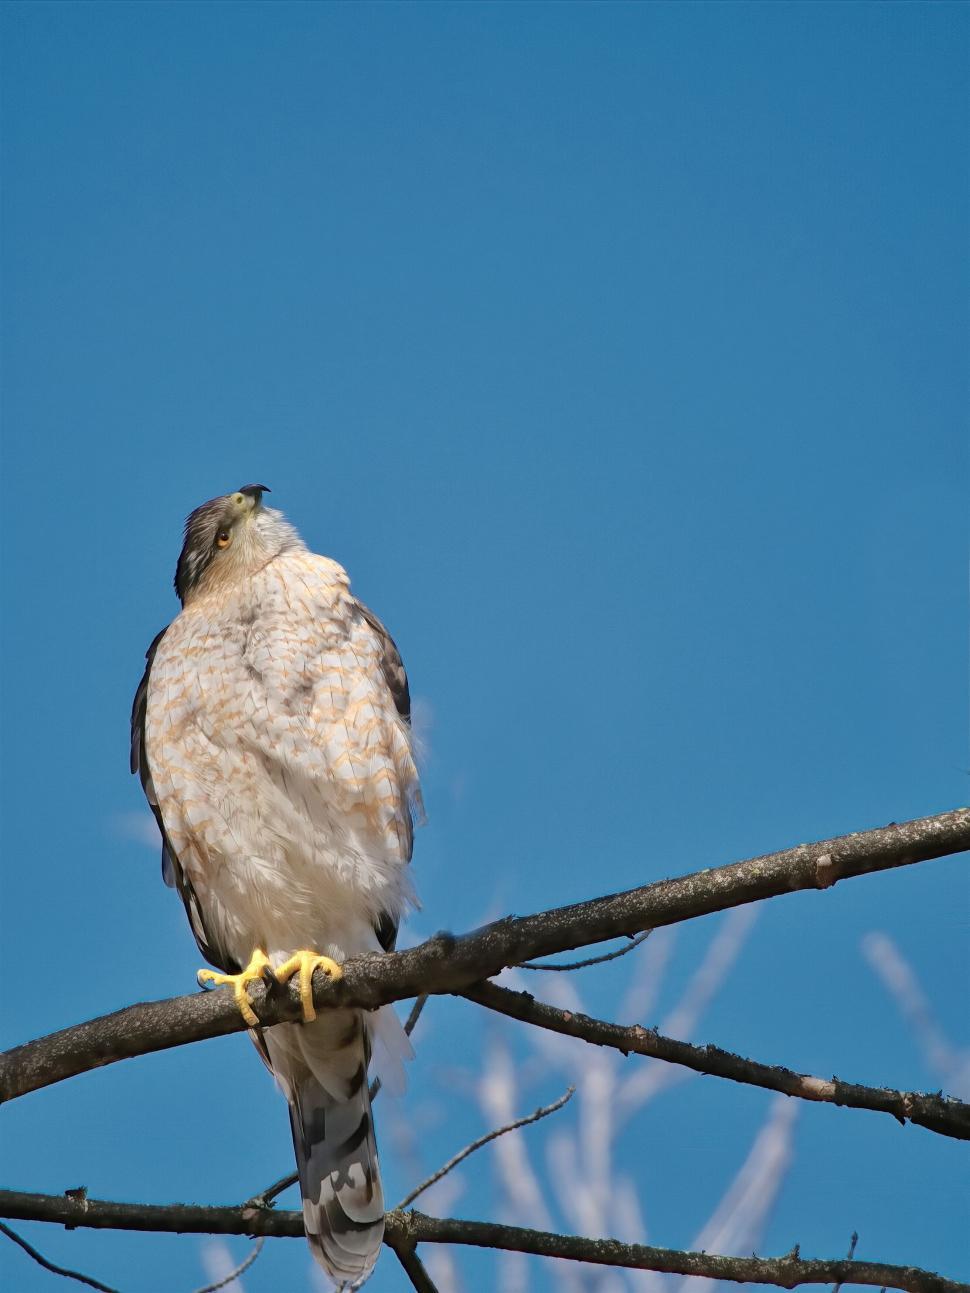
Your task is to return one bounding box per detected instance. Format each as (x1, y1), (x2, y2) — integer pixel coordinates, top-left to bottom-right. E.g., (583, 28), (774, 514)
(2, 808), (967, 1103)
(406, 1214), (966, 1293)
(463, 981), (970, 1140)
(0, 1191), (963, 1293)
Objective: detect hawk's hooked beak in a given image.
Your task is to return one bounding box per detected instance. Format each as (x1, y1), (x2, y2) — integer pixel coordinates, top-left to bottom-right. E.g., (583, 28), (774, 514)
(231, 484), (270, 514)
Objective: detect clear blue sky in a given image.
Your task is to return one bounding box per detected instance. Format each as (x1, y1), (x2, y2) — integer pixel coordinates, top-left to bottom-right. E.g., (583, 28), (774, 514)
(1, 3), (967, 1291)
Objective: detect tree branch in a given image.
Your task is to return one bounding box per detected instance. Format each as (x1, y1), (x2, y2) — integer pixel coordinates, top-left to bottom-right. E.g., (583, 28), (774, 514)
(396, 1085), (575, 1209)
(402, 1214), (966, 1293)
(3, 808), (967, 1103)
(389, 1241), (441, 1293)
(193, 1236), (265, 1293)
(517, 930), (652, 971)
(463, 980), (970, 1140)
(0, 1221), (119, 1293)
(0, 1191), (963, 1293)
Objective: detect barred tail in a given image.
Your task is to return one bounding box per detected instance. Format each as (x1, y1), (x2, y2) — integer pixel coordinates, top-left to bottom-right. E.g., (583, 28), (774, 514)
(266, 1013), (383, 1288)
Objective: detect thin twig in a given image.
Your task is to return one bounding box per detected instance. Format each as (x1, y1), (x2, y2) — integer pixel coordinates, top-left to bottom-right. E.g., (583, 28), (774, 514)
(397, 1085), (575, 1209)
(0, 1193), (964, 1293)
(518, 930), (652, 971)
(4, 808), (967, 1104)
(462, 981), (970, 1141)
(0, 1220), (119, 1293)
(247, 994), (431, 1209)
(193, 1236), (265, 1292)
(372, 993), (429, 1101)
(389, 1240), (441, 1293)
(832, 1232), (859, 1293)
(244, 1170), (293, 1211)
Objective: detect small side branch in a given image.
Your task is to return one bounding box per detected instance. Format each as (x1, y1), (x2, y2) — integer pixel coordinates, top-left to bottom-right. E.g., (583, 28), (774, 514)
(462, 981), (970, 1141)
(0, 1220), (119, 1293)
(0, 1192), (964, 1293)
(832, 1232), (860, 1293)
(193, 1237), (265, 1292)
(518, 931), (651, 971)
(372, 992), (429, 1103)
(397, 1086), (575, 1208)
(388, 1239), (441, 1293)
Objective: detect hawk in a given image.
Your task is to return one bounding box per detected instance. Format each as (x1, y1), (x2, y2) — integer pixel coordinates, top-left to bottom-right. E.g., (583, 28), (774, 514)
(130, 485), (421, 1287)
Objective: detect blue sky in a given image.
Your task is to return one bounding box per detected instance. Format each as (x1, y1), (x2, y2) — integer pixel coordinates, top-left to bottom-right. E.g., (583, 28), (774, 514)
(1, 2), (967, 1291)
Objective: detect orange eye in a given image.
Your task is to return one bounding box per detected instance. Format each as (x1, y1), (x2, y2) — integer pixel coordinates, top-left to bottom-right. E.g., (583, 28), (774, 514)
(215, 530), (231, 549)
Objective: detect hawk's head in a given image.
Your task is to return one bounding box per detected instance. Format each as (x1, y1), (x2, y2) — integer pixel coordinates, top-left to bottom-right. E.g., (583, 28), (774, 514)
(174, 484), (304, 606)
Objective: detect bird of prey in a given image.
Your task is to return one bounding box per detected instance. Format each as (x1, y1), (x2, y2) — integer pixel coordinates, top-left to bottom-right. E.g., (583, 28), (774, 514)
(131, 485), (421, 1288)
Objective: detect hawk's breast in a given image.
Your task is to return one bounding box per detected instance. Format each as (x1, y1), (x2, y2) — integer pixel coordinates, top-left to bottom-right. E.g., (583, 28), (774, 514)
(144, 551), (418, 963)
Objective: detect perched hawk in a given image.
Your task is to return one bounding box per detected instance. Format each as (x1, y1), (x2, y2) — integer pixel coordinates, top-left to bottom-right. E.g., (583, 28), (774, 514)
(131, 485), (421, 1288)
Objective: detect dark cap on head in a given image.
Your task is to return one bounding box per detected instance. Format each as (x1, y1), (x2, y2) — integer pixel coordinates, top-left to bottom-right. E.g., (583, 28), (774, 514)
(173, 485), (271, 605)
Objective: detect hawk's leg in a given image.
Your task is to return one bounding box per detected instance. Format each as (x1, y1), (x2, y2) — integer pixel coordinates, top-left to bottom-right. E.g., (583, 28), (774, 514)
(275, 951), (343, 1022)
(197, 948), (273, 1027)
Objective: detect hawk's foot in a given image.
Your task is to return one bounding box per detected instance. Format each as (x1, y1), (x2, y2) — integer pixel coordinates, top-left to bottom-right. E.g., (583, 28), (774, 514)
(197, 948), (273, 1027)
(275, 950), (343, 1022)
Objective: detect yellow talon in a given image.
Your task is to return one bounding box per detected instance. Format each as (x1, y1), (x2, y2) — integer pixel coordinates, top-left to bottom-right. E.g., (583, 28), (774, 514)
(197, 948), (273, 1027)
(275, 950), (343, 1022)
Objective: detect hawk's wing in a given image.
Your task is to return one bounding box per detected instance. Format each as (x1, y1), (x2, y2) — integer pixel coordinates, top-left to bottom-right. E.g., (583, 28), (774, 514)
(131, 628), (238, 973)
(355, 599), (418, 952)
(357, 601), (411, 726)
(130, 627), (173, 880)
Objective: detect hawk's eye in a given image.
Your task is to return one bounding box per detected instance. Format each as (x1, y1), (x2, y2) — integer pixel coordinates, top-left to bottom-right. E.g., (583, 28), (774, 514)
(215, 530), (231, 549)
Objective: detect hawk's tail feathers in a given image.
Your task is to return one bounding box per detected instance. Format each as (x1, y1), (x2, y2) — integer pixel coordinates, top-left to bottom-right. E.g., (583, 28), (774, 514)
(267, 1016), (383, 1289)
